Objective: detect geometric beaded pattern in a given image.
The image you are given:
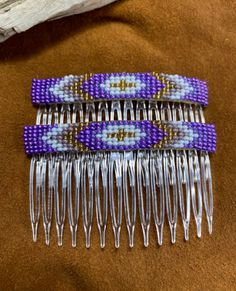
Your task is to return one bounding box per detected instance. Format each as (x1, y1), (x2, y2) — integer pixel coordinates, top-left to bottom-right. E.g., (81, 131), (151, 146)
(31, 72), (208, 106)
(24, 121), (216, 155)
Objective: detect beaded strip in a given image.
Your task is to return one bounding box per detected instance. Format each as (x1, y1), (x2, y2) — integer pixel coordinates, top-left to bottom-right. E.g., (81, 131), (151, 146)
(31, 72), (208, 106)
(24, 121), (216, 154)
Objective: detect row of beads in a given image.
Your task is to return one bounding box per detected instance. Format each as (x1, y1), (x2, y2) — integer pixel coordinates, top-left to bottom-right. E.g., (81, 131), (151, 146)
(31, 72), (208, 106)
(24, 121), (216, 155)
(78, 122), (164, 150)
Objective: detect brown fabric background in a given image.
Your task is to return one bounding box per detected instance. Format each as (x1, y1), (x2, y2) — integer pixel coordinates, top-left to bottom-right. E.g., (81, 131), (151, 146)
(0, 0), (235, 290)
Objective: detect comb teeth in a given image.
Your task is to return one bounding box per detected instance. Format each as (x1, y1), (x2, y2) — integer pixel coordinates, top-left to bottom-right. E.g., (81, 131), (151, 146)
(28, 100), (214, 247)
(35, 101), (205, 124)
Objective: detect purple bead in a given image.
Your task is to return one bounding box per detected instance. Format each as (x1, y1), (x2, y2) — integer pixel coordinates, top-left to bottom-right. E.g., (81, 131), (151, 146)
(23, 120), (216, 155)
(31, 72), (208, 106)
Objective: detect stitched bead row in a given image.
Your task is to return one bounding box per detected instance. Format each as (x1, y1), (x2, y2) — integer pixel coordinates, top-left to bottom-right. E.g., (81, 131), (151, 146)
(31, 72), (208, 106)
(24, 121), (216, 155)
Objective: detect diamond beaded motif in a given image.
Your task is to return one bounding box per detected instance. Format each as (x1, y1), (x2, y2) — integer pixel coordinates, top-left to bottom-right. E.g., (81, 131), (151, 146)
(24, 121), (216, 154)
(31, 72), (208, 105)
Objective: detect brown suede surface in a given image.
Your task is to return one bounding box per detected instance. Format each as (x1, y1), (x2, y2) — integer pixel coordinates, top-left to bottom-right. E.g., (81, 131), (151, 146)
(0, 0), (235, 290)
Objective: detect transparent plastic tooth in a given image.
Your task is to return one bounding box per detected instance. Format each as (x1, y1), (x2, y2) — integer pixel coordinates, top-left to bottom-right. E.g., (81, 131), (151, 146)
(136, 102), (150, 247)
(66, 104), (83, 247)
(65, 104), (72, 123)
(176, 151), (191, 240)
(40, 107), (54, 245)
(201, 153), (213, 234)
(109, 152), (123, 248)
(172, 104), (191, 241)
(85, 103), (96, 122)
(98, 102), (109, 121)
(183, 103), (189, 121)
(123, 101), (136, 247)
(30, 109), (43, 243)
(79, 102), (97, 248)
(123, 152), (136, 248)
(81, 154), (94, 248)
(72, 103), (83, 123)
(52, 105), (72, 246)
(137, 151), (151, 247)
(150, 151), (165, 246)
(29, 106), (50, 243)
(199, 105), (205, 123)
(163, 150), (178, 244)
(36, 106), (43, 125)
(54, 154), (67, 246)
(29, 156), (40, 242)
(189, 150), (202, 237)
(161, 103), (178, 243)
(67, 154), (81, 247)
(160, 102), (172, 121)
(94, 102), (109, 248)
(136, 101), (147, 120)
(94, 153), (108, 248)
(41, 156), (54, 245)
(123, 100), (135, 121)
(110, 100), (122, 120)
(41, 106), (48, 124)
(52, 105), (59, 124)
(185, 104), (203, 238)
(47, 106), (53, 124)
(187, 104), (194, 122)
(108, 101), (123, 248)
(148, 101), (162, 243)
(148, 101), (160, 121)
(59, 104), (66, 124)
(197, 106), (213, 234)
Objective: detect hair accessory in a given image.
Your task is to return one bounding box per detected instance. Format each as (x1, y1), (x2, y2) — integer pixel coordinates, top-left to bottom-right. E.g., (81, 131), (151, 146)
(25, 72), (215, 248)
(24, 121), (216, 155)
(31, 72), (208, 106)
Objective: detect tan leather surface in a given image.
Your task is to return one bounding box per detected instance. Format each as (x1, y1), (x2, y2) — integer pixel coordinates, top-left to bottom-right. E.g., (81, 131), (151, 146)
(0, 0), (235, 290)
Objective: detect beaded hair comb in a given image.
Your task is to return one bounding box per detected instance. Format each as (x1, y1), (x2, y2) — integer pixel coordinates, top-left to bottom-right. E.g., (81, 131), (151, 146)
(24, 72), (216, 248)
